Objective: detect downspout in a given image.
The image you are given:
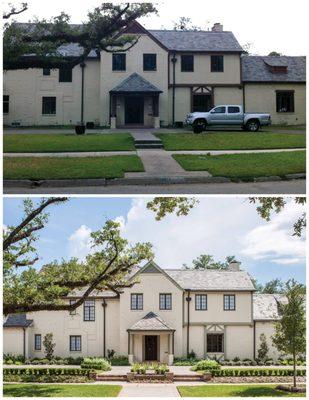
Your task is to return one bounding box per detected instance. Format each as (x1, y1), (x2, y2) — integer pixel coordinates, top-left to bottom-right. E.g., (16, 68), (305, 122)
(171, 52), (177, 126)
(80, 62), (86, 124)
(23, 328), (26, 360)
(186, 290), (191, 357)
(102, 299), (107, 358)
(253, 320), (256, 359)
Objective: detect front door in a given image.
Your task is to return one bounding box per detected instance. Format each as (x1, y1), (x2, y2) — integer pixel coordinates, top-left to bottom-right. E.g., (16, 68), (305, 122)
(125, 96), (144, 124)
(144, 335), (158, 361)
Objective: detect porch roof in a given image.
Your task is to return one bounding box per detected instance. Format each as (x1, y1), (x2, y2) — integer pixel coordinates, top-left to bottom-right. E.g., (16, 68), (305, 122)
(128, 311), (174, 332)
(110, 73), (162, 94)
(3, 314), (33, 328)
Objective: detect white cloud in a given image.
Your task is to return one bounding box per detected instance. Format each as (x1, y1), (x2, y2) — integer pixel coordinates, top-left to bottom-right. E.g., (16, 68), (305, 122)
(240, 201), (306, 265)
(68, 224), (93, 260)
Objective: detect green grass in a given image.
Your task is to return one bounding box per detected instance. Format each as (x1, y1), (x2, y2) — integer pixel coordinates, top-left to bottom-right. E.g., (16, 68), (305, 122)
(177, 384), (305, 397)
(173, 151), (305, 180)
(4, 156), (144, 180)
(157, 132), (306, 151)
(3, 384), (122, 397)
(4, 133), (135, 152)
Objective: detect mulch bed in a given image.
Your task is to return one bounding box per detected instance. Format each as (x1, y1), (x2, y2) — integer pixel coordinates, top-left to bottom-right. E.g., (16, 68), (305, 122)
(212, 376), (306, 384)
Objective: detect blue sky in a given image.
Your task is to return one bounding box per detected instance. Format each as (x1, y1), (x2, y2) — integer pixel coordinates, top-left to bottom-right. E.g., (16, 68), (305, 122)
(3, 196), (306, 286)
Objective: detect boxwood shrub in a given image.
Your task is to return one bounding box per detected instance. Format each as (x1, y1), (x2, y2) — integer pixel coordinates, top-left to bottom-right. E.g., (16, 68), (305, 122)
(191, 359), (221, 372)
(80, 357), (111, 371)
(213, 368), (306, 377)
(3, 367), (92, 376)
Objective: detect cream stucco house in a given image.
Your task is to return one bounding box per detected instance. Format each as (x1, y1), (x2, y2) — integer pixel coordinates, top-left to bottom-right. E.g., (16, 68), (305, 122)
(3, 261), (286, 365)
(3, 21), (306, 128)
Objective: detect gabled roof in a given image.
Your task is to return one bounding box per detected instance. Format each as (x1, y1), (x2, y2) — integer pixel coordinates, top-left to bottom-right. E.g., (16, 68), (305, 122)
(110, 73), (162, 93)
(165, 269), (256, 291)
(149, 30), (243, 52)
(3, 314), (33, 328)
(242, 56), (306, 82)
(128, 311), (174, 331)
(253, 294), (287, 320)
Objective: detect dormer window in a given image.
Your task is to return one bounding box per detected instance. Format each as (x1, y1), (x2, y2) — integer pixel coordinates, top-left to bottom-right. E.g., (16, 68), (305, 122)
(263, 58), (288, 74)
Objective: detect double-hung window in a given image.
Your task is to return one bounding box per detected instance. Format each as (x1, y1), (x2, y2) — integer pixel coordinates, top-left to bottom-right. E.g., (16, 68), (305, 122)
(224, 294), (235, 310)
(159, 293), (172, 310)
(59, 68), (72, 82)
(3, 95), (9, 114)
(70, 299), (77, 315)
(195, 294), (207, 310)
(181, 55), (194, 72)
(84, 300), (95, 321)
(70, 335), (81, 351)
(143, 53), (157, 71)
(34, 334), (41, 350)
(131, 294), (143, 310)
(211, 55), (224, 72)
(42, 97), (56, 115)
(112, 53), (126, 71)
(276, 91), (294, 113)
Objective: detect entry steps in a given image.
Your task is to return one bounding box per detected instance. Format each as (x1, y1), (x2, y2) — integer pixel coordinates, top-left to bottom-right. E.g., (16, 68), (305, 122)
(134, 139), (163, 149)
(96, 373), (203, 382)
(96, 374), (127, 381)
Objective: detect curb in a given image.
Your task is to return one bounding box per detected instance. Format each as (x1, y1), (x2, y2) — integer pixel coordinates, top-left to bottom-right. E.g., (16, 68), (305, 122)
(3, 173), (305, 188)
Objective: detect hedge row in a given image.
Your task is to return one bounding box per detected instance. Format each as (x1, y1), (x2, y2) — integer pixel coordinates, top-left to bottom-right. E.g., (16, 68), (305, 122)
(3, 368), (92, 376)
(213, 368), (306, 377)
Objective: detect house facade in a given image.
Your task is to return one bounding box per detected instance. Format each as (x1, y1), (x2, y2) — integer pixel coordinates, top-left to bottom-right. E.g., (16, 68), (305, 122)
(3, 21), (306, 127)
(3, 261), (284, 364)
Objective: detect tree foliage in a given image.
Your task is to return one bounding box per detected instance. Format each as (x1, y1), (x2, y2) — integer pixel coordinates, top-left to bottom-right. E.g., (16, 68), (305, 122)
(268, 51), (283, 56)
(147, 197), (198, 221)
(3, 2), (157, 69)
(257, 333), (269, 361)
(173, 17), (202, 31)
(272, 279), (306, 387)
(3, 198), (153, 315)
(43, 333), (56, 360)
(254, 278), (285, 294)
(249, 197), (306, 237)
(183, 254), (239, 270)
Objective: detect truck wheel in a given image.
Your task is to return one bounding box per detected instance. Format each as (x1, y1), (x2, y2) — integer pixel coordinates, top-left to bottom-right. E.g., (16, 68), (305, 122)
(193, 119), (206, 134)
(246, 120), (260, 132)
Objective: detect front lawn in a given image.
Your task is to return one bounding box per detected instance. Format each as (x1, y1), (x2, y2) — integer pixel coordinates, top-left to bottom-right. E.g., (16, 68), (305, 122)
(173, 151), (305, 180)
(3, 384), (122, 397)
(157, 132), (306, 151)
(4, 155), (144, 180)
(177, 384), (305, 397)
(4, 133), (135, 152)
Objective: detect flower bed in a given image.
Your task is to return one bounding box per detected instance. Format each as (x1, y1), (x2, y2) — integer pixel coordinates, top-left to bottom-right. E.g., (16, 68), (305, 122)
(212, 376), (306, 384)
(128, 363), (172, 382)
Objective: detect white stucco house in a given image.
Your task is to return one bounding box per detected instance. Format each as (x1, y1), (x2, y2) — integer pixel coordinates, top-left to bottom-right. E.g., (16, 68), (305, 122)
(3, 261), (286, 364)
(3, 21), (306, 128)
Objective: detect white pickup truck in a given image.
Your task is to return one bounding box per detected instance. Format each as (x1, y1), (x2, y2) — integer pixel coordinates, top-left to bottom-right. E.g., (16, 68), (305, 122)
(185, 105), (271, 132)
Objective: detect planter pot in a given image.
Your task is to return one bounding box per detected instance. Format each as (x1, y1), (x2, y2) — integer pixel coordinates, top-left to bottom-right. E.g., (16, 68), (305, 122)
(75, 125), (86, 135)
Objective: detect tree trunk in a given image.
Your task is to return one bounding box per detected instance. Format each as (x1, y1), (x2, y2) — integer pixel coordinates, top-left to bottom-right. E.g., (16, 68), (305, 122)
(293, 352), (296, 388)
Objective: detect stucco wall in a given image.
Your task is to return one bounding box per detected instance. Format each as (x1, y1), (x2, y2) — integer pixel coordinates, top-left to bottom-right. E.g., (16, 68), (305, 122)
(255, 321), (281, 360)
(214, 86), (243, 106)
(100, 34), (169, 126)
(3, 327), (25, 356)
(3, 60), (100, 126)
(225, 325), (254, 360)
(244, 83), (306, 125)
(169, 54), (241, 85)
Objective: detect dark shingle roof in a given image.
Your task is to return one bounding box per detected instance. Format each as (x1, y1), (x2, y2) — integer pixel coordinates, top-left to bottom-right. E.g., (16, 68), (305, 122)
(110, 73), (162, 93)
(129, 311), (174, 331)
(150, 30), (243, 52)
(242, 56), (306, 82)
(3, 314), (33, 328)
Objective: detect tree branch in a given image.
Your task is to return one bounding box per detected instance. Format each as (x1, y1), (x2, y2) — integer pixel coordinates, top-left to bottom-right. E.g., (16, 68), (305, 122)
(3, 3), (28, 19)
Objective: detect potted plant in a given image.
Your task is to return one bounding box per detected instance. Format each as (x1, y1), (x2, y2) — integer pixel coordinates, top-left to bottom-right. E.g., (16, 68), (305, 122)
(75, 122), (86, 135)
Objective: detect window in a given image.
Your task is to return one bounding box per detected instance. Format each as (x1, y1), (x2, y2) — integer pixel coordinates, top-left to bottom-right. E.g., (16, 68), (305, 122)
(84, 300), (95, 321)
(181, 55), (194, 72)
(143, 53), (157, 71)
(42, 97), (56, 115)
(224, 294), (235, 310)
(34, 334), (41, 350)
(159, 294), (172, 310)
(59, 68), (72, 82)
(70, 335), (81, 351)
(43, 68), (51, 76)
(276, 91), (294, 113)
(195, 294), (207, 310)
(131, 293), (143, 310)
(3, 95), (9, 114)
(69, 299), (76, 315)
(211, 55), (224, 72)
(228, 106), (240, 113)
(212, 106), (226, 114)
(112, 53), (126, 71)
(193, 94), (212, 112)
(207, 333), (223, 352)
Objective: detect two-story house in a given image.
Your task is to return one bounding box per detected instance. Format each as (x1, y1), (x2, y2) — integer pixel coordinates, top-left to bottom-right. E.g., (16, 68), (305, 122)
(3, 261), (285, 364)
(3, 21), (306, 127)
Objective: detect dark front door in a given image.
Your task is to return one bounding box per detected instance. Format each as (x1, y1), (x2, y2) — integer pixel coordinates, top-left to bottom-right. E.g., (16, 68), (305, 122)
(144, 335), (158, 361)
(125, 96), (144, 124)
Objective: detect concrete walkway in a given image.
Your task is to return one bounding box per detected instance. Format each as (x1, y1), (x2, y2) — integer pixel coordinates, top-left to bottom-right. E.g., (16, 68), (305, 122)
(119, 383), (180, 397)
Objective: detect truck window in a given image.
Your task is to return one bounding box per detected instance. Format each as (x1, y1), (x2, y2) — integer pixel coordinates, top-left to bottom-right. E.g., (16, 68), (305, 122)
(212, 106), (226, 114)
(228, 106), (240, 114)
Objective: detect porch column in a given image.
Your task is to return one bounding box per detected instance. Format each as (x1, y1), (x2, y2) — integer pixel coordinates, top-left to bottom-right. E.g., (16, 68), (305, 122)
(152, 95), (160, 128)
(110, 94), (117, 128)
(128, 332), (134, 365)
(168, 332), (174, 366)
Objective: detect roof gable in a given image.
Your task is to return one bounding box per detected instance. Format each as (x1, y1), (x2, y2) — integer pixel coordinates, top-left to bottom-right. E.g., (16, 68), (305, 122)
(128, 311), (174, 331)
(110, 73), (162, 94)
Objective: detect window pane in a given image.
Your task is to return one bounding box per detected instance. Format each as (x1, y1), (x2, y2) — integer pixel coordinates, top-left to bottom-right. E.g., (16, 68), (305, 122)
(181, 55), (194, 72)
(42, 97), (56, 115)
(144, 54), (156, 71)
(193, 95), (212, 112)
(84, 300), (95, 321)
(207, 334), (223, 352)
(228, 106), (240, 113)
(276, 92), (294, 113)
(70, 299), (76, 315)
(35, 334), (41, 350)
(211, 55), (224, 72)
(113, 54), (126, 71)
(3, 95), (9, 114)
(59, 68), (72, 82)
(43, 68), (51, 76)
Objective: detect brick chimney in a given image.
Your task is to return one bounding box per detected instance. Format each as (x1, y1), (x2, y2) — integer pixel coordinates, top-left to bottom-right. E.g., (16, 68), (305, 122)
(212, 23), (223, 32)
(228, 261), (240, 271)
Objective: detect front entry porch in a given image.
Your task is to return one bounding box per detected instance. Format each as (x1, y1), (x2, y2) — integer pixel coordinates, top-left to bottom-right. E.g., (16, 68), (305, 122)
(127, 312), (175, 365)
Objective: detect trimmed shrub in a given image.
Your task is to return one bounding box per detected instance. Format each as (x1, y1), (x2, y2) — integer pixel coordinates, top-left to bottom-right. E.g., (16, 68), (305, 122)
(81, 357), (111, 371)
(130, 363), (147, 374)
(154, 364), (169, 375)
(109, 356), (129, 366)
(212, 368), (306, 377)
(191, 359), (221, 372)
(3, 367), (92, 377)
